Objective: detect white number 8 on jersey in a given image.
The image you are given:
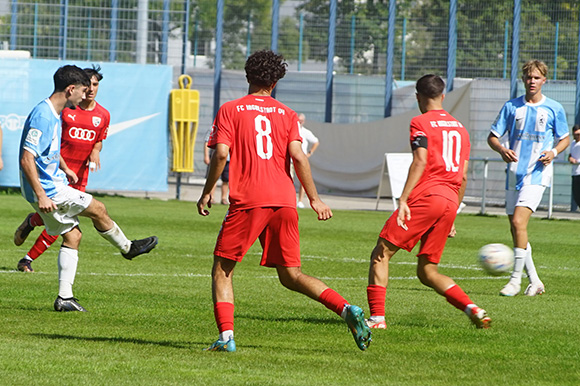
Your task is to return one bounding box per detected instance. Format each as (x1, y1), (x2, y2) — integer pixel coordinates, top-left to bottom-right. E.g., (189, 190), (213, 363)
(255, 115), (273, 159)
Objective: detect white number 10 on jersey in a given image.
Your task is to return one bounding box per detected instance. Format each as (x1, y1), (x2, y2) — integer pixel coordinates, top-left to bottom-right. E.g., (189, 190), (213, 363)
(255, 115), (273, 159)
(442, 130), (461, 172)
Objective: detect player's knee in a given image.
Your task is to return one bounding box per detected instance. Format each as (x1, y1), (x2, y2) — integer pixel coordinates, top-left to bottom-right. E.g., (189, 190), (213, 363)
(370, 244), (390, 264)
(416, 263), (437, 287)
(277, 267), (302, 289)
(62, 227), (82, 249)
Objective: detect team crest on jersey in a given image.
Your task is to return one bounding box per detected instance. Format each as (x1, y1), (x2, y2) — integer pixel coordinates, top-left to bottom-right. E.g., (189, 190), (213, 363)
(26, 128), (42, 146)
(92, 116), (101, 127)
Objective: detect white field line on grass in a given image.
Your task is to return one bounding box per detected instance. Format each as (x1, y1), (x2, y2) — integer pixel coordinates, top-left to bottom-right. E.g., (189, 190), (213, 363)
(2, 252), (575, 280)
(0, 270), (508, 281)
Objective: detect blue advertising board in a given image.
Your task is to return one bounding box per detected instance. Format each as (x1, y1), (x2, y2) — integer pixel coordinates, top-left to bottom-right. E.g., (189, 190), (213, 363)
(0, 59), (170, 192)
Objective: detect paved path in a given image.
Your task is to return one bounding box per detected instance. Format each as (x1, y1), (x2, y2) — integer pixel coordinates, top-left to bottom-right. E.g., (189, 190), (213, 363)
(95, 181), (580, 221)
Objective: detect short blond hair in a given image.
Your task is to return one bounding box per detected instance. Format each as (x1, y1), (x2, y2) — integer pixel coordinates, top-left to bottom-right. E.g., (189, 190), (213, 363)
(522, 60), (548, 78)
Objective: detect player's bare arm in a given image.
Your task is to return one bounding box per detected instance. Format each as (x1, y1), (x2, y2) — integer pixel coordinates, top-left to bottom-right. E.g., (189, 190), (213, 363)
(487, 133), (518, 163)
(59, 155), (78, 184)
(458, 160), (469, 204)
(539, 136), (570, 166)
(203, 141), (211, 165)
(397, 146), (427, 230)
(197, 143), (229, 216)
(88, 141), (103, 170)
(289, 140), (332, 221)
(21, 150), (57, 213)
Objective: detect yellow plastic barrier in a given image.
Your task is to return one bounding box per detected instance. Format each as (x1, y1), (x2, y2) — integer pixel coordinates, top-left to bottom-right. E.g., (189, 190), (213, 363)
(169, 74), (200, 172)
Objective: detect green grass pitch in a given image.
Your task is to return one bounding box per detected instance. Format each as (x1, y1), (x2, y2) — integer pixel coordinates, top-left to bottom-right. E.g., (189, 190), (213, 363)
(0, 191), (579, 385)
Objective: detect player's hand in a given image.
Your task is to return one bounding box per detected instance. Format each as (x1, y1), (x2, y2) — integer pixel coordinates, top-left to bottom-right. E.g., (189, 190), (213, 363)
(64, 168), (78, 184)
(0, 156), (3, 171)
(396, 202), (411, 230)
(204, 156), (211, 165)
(38, 195), (57, 213)
(310, 199), (333, 221)
(197, 194), (213, 216)
(538, 150), (554, 166)
(88, 152), (101, 171)
(448, 223), (457, 238)
(569, 157), (577, 164)
(499, 147), (518, 163)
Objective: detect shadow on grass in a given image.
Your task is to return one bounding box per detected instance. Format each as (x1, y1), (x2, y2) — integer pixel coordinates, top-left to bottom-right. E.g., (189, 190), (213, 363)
(236, 313), (343, 326)
(30, 333), (199, 349)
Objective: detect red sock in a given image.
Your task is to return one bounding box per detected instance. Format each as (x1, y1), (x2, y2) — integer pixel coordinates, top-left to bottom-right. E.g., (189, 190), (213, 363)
(318, 288), (348, 316)
(28, 230), (59, 260)
(30, 212), (44, 227)
(367, 285), (387, 317)
(214, 302), (234, 333)
(444, 284), (473, 311)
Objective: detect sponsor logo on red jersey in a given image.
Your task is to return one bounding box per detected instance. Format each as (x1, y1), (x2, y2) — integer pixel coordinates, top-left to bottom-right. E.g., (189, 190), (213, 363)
(68, 127), (97, 141)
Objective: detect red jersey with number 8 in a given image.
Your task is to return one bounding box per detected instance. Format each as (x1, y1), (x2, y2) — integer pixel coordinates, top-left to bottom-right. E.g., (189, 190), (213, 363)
(208, 94), (301, 209)
(408, 109), (470, 202)
(61, 102), (110, 190)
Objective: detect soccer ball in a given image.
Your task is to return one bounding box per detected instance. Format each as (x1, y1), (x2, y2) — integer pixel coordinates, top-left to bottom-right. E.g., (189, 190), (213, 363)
(478, 243), (514, 275)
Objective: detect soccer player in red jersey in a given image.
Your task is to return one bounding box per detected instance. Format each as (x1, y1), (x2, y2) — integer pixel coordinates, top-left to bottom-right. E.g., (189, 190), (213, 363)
(197, 50), (372, 352)
(15, 65), (110, 273)
(365, 74), (491, 330)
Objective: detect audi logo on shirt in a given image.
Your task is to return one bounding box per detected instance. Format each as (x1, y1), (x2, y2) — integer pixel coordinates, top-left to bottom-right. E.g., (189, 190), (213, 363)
(68, 127), (97, 141)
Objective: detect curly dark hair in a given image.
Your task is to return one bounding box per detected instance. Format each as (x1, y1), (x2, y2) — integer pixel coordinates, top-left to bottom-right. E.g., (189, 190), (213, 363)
(245, 50), (287, 87)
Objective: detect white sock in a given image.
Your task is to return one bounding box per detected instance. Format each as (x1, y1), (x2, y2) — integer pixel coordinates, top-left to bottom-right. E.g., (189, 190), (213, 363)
(510, 247), (526, 284)
(464, 303), (477, 315)
(24, 255), (33, 262)
(58, 246), (78, 299)
(524, 242), (541, 284)
(97, 222), (131, 253)
(368, 315), (385, 323)
(340, 305), (349, 320)
(219, 330), (234, 342)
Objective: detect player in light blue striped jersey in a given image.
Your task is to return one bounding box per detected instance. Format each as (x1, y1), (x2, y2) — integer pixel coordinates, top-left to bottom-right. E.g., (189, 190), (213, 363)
(488, 59), (569, 297)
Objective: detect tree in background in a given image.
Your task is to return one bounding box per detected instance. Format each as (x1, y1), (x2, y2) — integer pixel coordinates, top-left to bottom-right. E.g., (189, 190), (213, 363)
(192, 0), (300, 70)
(294, 0), (579, 80)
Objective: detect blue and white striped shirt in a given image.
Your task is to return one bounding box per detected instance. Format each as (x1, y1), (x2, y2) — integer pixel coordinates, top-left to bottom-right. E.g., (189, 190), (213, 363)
(491, 95), (569, 190)
(19, 99), (68, 203)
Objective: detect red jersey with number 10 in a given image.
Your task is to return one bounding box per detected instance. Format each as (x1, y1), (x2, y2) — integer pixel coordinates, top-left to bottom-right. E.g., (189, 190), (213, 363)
(408, 109), (471, 203)
(61, 102), (110, 191)
(208, 94), (302, 209)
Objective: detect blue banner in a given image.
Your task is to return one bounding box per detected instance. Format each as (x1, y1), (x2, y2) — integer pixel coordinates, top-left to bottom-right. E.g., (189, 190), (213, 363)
(0, 59), (170, 192)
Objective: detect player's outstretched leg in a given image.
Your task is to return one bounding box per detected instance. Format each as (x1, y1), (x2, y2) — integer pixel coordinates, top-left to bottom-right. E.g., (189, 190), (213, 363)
(17, 258), (34, 273)
(80, 198), (158, 260)
(418, 258), (491, 329)
(17, 230), (60, 272)
(344, 304), (372, 350)
(14, 213), (37, 246)
(278, 267), (372, 350)
(122, 236), (159, 260)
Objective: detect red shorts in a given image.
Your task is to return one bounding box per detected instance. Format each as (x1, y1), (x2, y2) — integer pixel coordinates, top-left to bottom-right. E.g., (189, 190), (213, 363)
(379, 195), (457, 263)
(214, 207), (301, 267)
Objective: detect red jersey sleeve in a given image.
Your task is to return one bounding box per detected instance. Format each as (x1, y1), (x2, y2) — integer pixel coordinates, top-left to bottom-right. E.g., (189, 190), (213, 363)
(208, 102), (235, 149)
